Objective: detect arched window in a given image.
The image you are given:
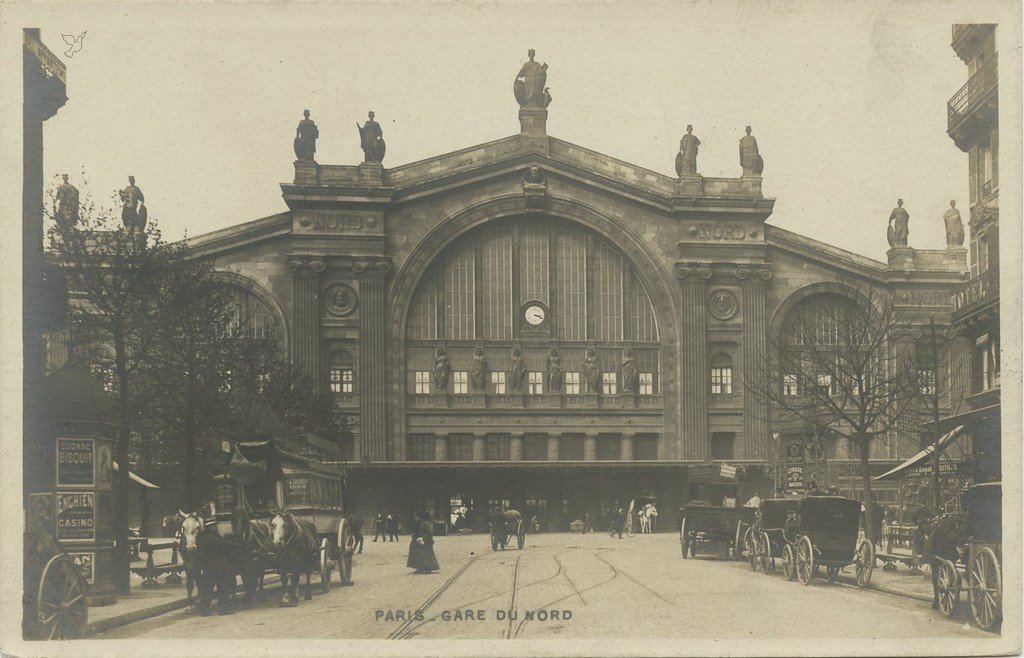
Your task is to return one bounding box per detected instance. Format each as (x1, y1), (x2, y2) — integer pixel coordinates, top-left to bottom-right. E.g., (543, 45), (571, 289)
(223, 287), (279, 340)
(710, 353), (733, 395)
(329, 350), (355, 394)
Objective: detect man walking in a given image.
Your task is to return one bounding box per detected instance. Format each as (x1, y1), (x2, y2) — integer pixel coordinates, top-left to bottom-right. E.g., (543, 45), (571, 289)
(386, 514), (399, 542)
(349, 514), (364, 554)
(196, 518), (237, 616)
(373, 512), (385, 542)
(610, 508), (626, 539)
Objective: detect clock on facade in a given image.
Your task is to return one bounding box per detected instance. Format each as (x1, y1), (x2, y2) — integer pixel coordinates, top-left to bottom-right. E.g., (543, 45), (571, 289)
(524, 303), (546, 326)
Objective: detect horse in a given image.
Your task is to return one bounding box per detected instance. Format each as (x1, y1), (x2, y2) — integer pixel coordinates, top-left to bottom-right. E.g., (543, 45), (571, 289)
(638, 509), (650, 534)
(177, 511), (205, 606)
(231, 506), (273, 609)
(920, 514), (967, 612)
(269, 511), (319, 606)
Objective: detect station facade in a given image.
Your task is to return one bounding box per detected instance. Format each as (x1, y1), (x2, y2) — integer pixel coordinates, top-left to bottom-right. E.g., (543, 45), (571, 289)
(188, 75), (967, 531)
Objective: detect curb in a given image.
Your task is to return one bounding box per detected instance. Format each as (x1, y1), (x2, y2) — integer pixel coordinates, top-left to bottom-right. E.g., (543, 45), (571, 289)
(86, 574), (282, 637)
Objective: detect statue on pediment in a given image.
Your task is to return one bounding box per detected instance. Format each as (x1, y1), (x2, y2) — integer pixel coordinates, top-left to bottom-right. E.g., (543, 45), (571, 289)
(514, 49), (551, 108)
(943, 200), (965, 248)
(357, 111), (386, 163)
(675, 125), (700, 177)
(119, 176), (147, 231)
(887, 199), (909, 247)
(294, 109), (319, 162)
(739, 126), (763, 176)
(54, 174), (79, 228)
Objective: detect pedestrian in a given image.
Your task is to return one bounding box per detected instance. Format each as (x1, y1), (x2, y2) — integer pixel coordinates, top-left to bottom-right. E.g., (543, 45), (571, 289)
(386, 514), (399, 542)
(610, 508), (625, 539)
(373, 512), (385, 542)
(583, 512), (593, 533)
(406, 512), (440, 574)
(349, 514), (364, 554)
(195, 518), (238, 617)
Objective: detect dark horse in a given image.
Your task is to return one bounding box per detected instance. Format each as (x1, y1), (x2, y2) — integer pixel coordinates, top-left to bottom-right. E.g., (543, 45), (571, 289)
(920, 514), (966, 611)
(231, 506), (273, 609)
(269, 511), (318, 606)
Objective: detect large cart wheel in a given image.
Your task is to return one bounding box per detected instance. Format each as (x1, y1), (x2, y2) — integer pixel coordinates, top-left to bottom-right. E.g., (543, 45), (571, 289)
(319, 537), (334, 593)
(759, 533), (773, 574)
(734, 522), (744, 561)
(36, 554), (88, 640)
(744, 528), (757, 571)
(782, 544), (796, 581)
(680, 518), (688, 558)
(336, 518), (355, 586)
(854, 539), (874, 588)
(796, 535), (814, 586)
(936, 558), (960, 618)
(517, 521), (525, 550)
(969, 547), (1001, 631)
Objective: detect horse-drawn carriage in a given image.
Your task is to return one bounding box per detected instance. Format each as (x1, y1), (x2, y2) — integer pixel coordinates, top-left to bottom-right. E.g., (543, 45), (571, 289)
(747, 496), (803, 576)
(23, 521), (89, 639)
(679, 504), (755, 560)
(490, 509), (526, 551)
(786, 495), (874, 587)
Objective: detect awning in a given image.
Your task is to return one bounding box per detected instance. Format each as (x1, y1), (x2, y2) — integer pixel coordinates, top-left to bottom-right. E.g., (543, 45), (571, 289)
(873, 425), (965, 481)
(925, 404), (1000, 435)
(112, 461), (160, 489)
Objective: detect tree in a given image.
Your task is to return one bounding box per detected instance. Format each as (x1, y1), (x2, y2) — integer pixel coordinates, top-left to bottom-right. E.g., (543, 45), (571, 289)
(744, 281), (924, 540)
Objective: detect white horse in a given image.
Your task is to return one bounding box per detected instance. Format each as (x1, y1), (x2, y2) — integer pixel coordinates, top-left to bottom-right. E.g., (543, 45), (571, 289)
(637, 505), (658, 533)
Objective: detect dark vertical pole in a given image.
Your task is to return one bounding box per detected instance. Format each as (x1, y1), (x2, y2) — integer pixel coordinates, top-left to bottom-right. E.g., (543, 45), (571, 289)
(930, 317), (941, 513)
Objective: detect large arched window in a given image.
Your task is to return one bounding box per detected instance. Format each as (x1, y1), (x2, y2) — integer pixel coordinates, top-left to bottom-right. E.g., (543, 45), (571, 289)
(223, 287), (279, 340)
(780, 293), (867, 398)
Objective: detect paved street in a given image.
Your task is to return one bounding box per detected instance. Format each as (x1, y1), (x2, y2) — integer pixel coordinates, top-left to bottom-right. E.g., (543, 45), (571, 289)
(98, 532), (992, 641)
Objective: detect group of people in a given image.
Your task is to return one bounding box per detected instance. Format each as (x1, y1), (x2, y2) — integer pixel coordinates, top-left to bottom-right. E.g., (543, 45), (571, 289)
(370, 512), (402, 543)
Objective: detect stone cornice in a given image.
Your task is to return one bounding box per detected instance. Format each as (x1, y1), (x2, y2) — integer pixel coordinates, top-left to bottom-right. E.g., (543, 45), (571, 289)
(674, 262), (772, 281)
(287, 257), (325, 274)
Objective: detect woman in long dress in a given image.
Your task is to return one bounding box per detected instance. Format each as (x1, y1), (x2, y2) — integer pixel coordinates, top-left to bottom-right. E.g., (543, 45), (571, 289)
(406, 512), (440, 574)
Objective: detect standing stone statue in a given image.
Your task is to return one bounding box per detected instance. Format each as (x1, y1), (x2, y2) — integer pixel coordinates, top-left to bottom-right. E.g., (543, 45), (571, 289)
(514, 49), (550, 108)
(546, 347), (563, 392)
(887, 199), (909, 247)
(119, 176), (147, 231)
(508, 347), (526, 393)
(433, 348), (451, 391)
(294, 109), (319, 162)
(53, 174), (79, 228)
(943, 200), (965, 248)
(621, 347), (639, 394)
(739, 126), (764, 176)
(675, 125), (700, 177)
(470, 347), (488, 391)
(583, 348), (601, 394)
(357, 111), (386, 163)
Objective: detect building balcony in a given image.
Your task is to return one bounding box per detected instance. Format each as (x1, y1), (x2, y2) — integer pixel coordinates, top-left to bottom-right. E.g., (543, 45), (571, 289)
(948, 55), (997, 150)
(951, 268), (999, 324)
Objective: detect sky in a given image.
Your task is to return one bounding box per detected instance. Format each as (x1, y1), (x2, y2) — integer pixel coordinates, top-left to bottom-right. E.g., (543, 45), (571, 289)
(7, 1), (996, 261)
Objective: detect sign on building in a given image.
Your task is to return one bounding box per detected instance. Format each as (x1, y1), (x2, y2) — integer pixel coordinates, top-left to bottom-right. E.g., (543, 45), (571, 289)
(56, 437), (95, 487)
(56, 491), (96, 541)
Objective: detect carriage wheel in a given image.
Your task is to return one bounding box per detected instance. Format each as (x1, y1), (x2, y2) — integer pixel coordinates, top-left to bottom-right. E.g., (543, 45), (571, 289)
(744, 528), (757, 571)
(680, 518), (688, 558)
(319, 538), (333, 594)
(338, 518), (356, 586)
(796, 536), (814, 586)
(759, 533), (773, 574)
(35, 554), (88, 640)
(782, 544), (796, 581)
(491, 534), (499, 552)
(517, 522), (525, 550)
(733, 522), (744, 561)
(969, 547), (1001, 631)
(936, 558), (960, 618)
(854, 539), (874, 588)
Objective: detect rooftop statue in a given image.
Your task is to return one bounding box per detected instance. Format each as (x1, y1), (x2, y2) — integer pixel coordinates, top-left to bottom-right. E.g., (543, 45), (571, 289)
(675, 125), (700, 177)
(739, 126), (763, 176)
(514, 49), (551, 108)
(943, 200), (965, 248)
(119, 176), (147, 231)
(294, 109), (319, 162)
(887, 199), (909, 248)
(357, 111), (386, 163)
(53, 174), (79, 228)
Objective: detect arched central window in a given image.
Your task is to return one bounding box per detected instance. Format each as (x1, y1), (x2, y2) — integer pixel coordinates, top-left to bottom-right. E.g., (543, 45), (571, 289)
(223, 287), (279, 340)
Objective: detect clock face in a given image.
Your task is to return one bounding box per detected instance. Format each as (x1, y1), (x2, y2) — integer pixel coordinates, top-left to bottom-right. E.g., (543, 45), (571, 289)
(524, 304), (546, 326)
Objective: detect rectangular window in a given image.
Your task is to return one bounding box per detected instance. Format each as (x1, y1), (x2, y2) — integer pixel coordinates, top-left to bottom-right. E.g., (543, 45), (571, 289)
(560, 434), (584, 461)
(597, 434), (621, 460)
(329, 368), (354, 393)
(565, 371), (581, 394)
(970, 237), (979, 277)
(556, 228), (587, 340)
(408, 434), (435, 462)
(490, 371), (506, 394)
(523, 433), (548, 461)
(444, 252), (475, 340)
(414, 370), (431, 394)
(710, 367), (732, 395)
(448, 434), (474, 461)
(602, 372), (617, 395)
(919, 369), (936, 397)
(639, 372), (654, 395)
(817, 373), (834, 395)
(711, 432), (735, 460)
(453, 371), (468, 394)
(485, 433), (511, 461)
(635, 350), (659, 394)
(527, 371), (544, 395)
(634, 434), (658, 460)
(978, 235), (989, 274)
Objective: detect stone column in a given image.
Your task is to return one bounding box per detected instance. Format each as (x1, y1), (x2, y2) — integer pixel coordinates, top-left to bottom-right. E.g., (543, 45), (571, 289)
(356, 259), (392, 461)
(473, 434), (486, 462)
(287, 258), (325, 382)
(434, 435), (447, 462)
(510, 434), (523, 462)
(584, 434), (598, 462)
(547, 435), (560, 461)
(739, 266), (771, 459)
(676, 264), (711, 460)
(621, 434), (634, 461)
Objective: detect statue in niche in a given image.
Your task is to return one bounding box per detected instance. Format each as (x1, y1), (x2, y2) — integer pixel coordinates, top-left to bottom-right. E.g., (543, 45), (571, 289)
(887, 199), (909, 247)
(675, 125), (700, 177)
(621, 347), (639, 394)
(470, 347), (488, 391)
(433, 348), (451, 391)
(54, 174), (80, 228)
(583, 347), (601, 394)
(943, 200), (965, 248)
(508, 346), (526, 392)
(546, 347), (563, 392)
(739, 126), (763, 176)
(294, 109), (319, 162)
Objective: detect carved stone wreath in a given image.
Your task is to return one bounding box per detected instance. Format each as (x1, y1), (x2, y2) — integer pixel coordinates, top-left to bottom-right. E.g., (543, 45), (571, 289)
(325, 283), (358, 316)
(708, 288), (739, 321)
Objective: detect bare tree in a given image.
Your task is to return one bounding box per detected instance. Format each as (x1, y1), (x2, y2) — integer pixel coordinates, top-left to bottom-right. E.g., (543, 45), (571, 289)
(744, 280), (924, 539)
